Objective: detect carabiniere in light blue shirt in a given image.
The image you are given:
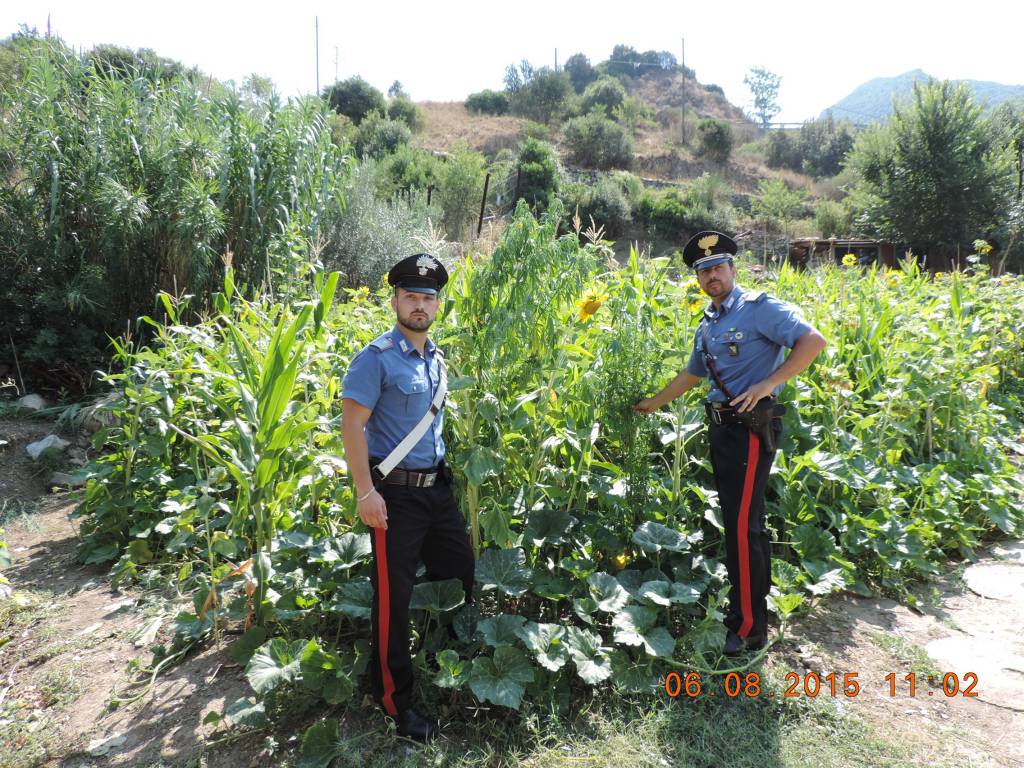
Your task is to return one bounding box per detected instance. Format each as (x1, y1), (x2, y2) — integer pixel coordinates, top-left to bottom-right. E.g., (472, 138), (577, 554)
(342, 326), (445, 469)
(686, 284), (813, 403)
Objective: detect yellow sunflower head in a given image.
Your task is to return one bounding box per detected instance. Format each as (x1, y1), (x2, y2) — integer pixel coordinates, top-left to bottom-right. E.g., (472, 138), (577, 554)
(577, 289), (609, 322)
(842, 253), (857, 267)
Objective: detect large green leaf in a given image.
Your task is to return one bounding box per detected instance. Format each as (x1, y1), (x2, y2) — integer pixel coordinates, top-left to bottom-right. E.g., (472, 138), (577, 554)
(299, 642), (354, 705)
(476, 547), (532, 596)
(298, 719), (348, 768)
(563, 626), (612, 684)
(224, 697), (268, 728)
(245, 638), (308, 695)
(468, 647), (535, 709)
(464, 445), (504, 486)
(515, 621), (568, 672)
(523, 509), (577, 547)
(612, 606), (676, 657)
(410, 578), (466, 613)
(638, 580), (701, 606)
(328, 578), (373, 620)
(632, 521), (689, 553)
(478, 613), (527, 648)
(434, 649), (469, 689)
(609, 650), (660, 693)
(332, 533), (371, 569)
(587, 572), (630, 612)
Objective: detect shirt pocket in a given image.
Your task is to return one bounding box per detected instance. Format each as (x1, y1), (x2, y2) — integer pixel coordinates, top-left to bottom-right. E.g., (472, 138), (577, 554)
(719, 330), (749, 356)
(396, 374), (430, 415)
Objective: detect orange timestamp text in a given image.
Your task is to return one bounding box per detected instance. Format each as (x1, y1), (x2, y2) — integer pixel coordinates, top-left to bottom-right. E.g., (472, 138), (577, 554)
(664, 671), (979, 699)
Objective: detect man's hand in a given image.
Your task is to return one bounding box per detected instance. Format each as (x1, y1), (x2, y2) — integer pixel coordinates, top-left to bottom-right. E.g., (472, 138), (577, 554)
(729, 379), (775, 413)
(357, 489), (388, 529)
(633, 398), (658, 415)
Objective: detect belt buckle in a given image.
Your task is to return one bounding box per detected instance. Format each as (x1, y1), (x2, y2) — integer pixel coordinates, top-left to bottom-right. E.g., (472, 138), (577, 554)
(423, 473), (435, 487)
(710, 406), (723, 425)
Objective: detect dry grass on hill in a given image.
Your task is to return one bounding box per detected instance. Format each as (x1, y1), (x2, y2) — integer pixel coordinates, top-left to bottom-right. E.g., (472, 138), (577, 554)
(415, 101), (526, 156)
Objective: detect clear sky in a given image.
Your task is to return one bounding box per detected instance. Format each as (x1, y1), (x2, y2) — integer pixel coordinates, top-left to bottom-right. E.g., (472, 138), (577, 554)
(3, 1), (1022, 123)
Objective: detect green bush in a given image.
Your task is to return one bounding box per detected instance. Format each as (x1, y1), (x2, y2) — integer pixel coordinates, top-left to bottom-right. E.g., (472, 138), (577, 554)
(635, 187), (732, 238)
(465, 89), (510, 115)
(766, 116), (856, 178)
(560, 177), (632, 237)
(609, 170), (644, 206)
(436, 144), (487, 240)
(564, 53), (598, 93)
(562, 111), (634, 170)
(0, 36), (350, 390)
(386, 97), (423, 131)
(375, 145), (439, 199)
(580, 76), (626, 116)
(353, 112), (412, 159)
(323, 75), (385, 124)
(321, 160), (442, 288)
(696, 119), (734, 163)
(815, 199), (851, 238)
(510, 138), (560, 212)
(511, 68), (572, 124)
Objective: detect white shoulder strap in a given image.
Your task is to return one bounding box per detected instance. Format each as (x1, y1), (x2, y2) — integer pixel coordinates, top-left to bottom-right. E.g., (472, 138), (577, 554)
(376, 355), (447, 478)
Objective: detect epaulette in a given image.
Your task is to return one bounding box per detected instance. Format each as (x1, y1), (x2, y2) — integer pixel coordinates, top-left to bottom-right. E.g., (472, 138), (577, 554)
(743, 289), (767, 303)
(369, 335), (395, 352)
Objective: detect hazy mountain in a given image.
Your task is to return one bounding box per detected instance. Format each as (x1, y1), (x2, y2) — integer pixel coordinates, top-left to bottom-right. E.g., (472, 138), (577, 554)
(821, 69), (1024, 124)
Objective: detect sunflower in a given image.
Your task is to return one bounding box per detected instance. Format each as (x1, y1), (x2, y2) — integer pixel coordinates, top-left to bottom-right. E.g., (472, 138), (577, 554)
(684, 276), (700, 291)
(842, 253), (857, 267)
(688, 298), (705, 315)
(886, 270), (904, 286)
(577, 288), (609, 322)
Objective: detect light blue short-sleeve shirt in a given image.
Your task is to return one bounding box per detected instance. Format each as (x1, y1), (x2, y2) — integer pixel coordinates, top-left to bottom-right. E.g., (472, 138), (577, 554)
(686, 285), (813, 402)
(342, 326), (445, 468)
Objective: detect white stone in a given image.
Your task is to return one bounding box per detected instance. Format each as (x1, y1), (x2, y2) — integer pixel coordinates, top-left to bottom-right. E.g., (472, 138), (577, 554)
(25, 434), (70, 460)
(16, 394), (47, 411)
(50, 471), (85, 488)
(963, 562), (1024, 601)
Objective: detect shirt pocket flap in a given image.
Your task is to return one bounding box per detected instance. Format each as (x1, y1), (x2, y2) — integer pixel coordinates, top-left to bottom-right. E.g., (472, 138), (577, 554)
(397, 377), (429, 395)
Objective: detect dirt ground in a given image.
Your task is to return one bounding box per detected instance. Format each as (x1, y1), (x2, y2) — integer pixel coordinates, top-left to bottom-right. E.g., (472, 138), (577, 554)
(2, 416), (1022, 767)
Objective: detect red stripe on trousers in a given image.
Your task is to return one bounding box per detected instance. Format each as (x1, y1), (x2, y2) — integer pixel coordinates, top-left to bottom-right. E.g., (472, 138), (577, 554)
(738, 432), (761, 638)
(374, 528), (398, 715)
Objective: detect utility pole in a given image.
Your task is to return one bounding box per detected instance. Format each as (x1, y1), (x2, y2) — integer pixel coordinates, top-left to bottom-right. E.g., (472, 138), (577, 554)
(554, 48), (558, 71)
(334, 46), (339, 83)
(315, 16), (320, 94)
(680, 38), (686, 144)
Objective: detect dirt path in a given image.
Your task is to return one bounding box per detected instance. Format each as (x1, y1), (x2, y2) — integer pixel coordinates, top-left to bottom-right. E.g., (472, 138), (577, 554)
(1, 420), (256, 768)
(775, 545), (1024, 768)
(2, 416), (1022, 767)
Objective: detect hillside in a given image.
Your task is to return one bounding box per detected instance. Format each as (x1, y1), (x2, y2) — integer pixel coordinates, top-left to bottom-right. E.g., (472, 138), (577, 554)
(415, 68), (808, 198)
(823, 69), (1024, 123)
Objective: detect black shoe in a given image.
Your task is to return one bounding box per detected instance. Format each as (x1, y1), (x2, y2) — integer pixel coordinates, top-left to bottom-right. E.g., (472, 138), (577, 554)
(395, 706), (438, 743)
(724, 629), (766, 656)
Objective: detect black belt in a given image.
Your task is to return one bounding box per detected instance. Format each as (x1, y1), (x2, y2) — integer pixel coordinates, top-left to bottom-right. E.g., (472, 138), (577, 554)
(370, 460), (442, 488)
(705, 401), (745, 425)
(382, 467), (438, 487)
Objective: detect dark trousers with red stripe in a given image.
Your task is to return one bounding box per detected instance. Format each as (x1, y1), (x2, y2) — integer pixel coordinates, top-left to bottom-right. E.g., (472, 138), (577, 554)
(709, 420), (780, 640)
(368, 478), (474, 716)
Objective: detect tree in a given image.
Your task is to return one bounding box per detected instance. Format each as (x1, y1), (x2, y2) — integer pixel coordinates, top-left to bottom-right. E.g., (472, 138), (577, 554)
(511, 68), (572, 124)
(436, 144), (487, 241)
(751, 178), (805, 236)
(466, 90), (509, 115)
(387, 80), (406, 98)
(696, 119), (734, 164)
(847, 79), (1013, 257)
(580, 76), (626, 116)
(512, 138), (560, 212)
(744, 66), (781, 129)
(323, 76), (385, 125)
(562, 111), (634, 169)
(606, 45), (640, 78)
(564, 53), (597, 93)
(503, 64), (523, 94)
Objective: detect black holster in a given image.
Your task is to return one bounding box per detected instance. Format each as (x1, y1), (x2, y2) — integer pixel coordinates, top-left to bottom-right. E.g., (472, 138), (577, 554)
(737, 400), (786, 453)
